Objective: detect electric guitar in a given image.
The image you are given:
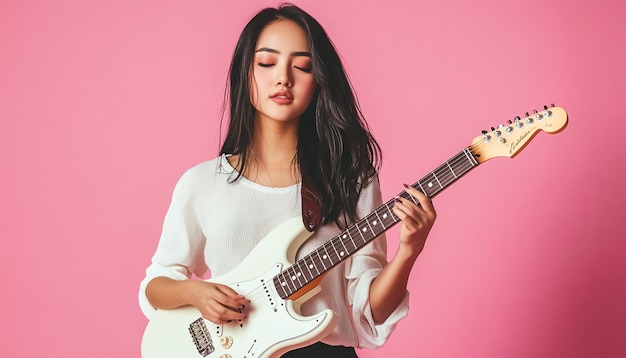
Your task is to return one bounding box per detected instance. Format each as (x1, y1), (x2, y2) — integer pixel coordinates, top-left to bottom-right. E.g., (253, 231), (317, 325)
(141, 105), (568, 358)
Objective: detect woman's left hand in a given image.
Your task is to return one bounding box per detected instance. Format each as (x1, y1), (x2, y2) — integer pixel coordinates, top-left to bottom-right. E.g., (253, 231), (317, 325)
(370, 184), (437, 323)
(392, 184), (437, 257)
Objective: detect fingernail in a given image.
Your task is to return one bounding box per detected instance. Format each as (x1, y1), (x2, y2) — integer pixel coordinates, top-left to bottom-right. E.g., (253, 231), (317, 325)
(394, 196), (402, 203)
(403, 183), (411, 189)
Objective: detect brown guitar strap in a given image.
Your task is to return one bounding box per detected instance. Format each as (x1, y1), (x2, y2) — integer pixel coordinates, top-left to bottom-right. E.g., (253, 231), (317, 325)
(301, 168), (322, 232)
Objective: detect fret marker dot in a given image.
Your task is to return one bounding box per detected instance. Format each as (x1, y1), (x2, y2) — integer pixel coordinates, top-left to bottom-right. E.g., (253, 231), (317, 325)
(383, 213), (388, 218)
(323, 255), (328, 259)
(297, 272), (301, 277)
(362, 227), (368, 232)
(342, 234), (347, 239)
(291, 275), (296, 280)
(373, 220), (378, 225)
(281, 282), (286, 286)
(428, 182), (434, 188)
(309, 264), (314, 269)
(340, 251), (345, 256)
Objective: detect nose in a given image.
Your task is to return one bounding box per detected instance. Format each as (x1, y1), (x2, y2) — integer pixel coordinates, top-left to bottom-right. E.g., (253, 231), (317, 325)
(276, 64), (292, 87)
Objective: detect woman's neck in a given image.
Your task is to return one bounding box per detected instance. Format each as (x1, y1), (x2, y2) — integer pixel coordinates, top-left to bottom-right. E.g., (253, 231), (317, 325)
(240, 119), (300, 188)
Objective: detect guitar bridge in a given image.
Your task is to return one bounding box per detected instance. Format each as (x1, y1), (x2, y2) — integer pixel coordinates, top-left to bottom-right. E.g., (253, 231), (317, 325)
(189, 317), (215, 357)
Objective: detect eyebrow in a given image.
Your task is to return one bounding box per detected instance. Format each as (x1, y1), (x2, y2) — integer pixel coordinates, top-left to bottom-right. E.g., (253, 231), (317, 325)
(255, 47), (311, 57)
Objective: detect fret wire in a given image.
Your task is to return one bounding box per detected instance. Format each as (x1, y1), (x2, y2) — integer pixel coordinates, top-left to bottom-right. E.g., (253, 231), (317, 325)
(303, 255), (315, 279)
(339, 232), (354, 254)
(364, 214), (376, 238)
(274, 276), (288, 298)
(329, 239), (341, 261)
(336, 236), (348, 259)
(322, 242), (335, 264)
(379, 203), (390, 225)
(355, 222), (366, 243)
(435, 165), (453, 187)
(344, 230), (358, 252)
(431, 170), (443, 188)
(464, 147), (478, 166)
(446, 152), (467, 178)
(283, 270), (296, 296)
(422, 174), (435, 196)
(373, 208), (387, 231)
(315, 249), (327, 271)
(416, 180), (427, 196)
(295, 260), (308, 285)
(366, 213), (381, 237)
(325, 241), (336, 262)
(382, 202), (397, 226)
(354, 222), (367, 244)
(279, 271), (290, 296)
(446, 161), (458, 178)
(351, 225), (365, 244)
(404, 190), (418, 205)
(290, 264), (304, 288)
(312, 254), (322, 275)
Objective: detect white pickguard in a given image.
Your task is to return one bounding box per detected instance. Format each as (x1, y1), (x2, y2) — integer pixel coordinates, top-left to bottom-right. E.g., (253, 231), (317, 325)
(141, 217), (338, 358)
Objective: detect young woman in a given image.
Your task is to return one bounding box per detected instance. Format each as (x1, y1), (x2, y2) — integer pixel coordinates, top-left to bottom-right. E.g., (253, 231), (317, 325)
(139, 4), (436, 357)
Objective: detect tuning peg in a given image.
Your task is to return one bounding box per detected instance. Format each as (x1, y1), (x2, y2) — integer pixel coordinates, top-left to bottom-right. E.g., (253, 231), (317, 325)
(543, 104), (553, 117)
(481, 130), (491, 142)
(514, 116), (523, 129)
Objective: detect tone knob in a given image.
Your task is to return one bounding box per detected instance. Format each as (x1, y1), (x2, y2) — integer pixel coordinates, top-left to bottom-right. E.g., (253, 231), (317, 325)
(220, 336), (233, 349)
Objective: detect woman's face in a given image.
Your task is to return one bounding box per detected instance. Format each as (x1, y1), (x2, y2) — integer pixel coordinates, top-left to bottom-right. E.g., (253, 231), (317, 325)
(250, 19), (317, 125)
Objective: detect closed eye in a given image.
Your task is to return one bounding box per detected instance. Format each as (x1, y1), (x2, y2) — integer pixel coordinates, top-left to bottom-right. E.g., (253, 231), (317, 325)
(295, 66), (312, 73)
(257, 63), (274, 68)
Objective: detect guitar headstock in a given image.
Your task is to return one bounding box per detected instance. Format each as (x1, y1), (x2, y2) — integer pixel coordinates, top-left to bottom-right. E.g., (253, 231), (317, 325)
(470, 104), (568, 163)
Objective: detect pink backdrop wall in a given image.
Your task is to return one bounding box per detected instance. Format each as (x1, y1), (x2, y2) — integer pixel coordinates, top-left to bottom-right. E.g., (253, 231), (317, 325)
(2, 0), (625, 357)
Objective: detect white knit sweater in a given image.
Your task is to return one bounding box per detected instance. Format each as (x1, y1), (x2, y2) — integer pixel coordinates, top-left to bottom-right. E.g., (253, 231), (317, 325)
(138, 154), (409, 349)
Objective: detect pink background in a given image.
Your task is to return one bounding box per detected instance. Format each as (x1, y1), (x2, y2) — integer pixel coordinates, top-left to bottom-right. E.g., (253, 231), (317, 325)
(2, 0), (625, 357)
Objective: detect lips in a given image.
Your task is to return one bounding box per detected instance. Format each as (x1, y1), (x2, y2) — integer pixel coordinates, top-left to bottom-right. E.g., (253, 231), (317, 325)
(270, 91), (294, 104)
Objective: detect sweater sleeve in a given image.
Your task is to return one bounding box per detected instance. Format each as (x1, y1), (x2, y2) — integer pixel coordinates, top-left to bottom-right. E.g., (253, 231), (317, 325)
(343, 176), (410, 348)
(138, 168), (209, 319)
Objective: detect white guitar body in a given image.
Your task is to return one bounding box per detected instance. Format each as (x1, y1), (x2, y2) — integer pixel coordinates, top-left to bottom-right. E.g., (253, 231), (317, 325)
(141, 217), (338, 358)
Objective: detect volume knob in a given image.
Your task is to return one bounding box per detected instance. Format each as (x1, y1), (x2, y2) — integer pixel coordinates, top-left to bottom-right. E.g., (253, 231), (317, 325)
(220, 336), (233, 349)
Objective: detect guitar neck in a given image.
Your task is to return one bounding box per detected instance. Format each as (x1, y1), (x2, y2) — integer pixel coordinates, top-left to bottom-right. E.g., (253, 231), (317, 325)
(273, 146), (480, 299)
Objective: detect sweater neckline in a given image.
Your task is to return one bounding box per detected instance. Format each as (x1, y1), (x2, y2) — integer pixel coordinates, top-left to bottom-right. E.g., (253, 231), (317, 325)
(219, 153), (301, 192)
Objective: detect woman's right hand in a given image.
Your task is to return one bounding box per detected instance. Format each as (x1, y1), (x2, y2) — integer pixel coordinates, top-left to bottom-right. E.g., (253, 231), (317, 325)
(146, 277), (249, 324)
(187, 280), (250, 324)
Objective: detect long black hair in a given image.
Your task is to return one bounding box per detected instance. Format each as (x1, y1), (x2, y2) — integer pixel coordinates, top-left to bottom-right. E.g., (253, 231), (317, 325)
(220, 3), (382, 227)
